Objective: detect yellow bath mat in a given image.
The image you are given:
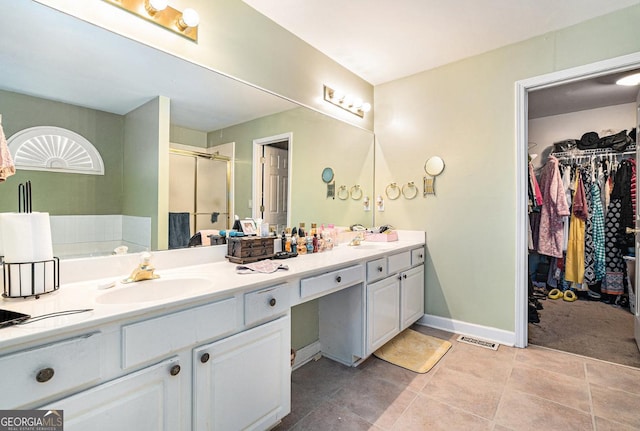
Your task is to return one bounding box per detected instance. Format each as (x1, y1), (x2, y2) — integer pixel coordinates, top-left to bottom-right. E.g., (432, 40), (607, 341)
(373, 329), (452, 373)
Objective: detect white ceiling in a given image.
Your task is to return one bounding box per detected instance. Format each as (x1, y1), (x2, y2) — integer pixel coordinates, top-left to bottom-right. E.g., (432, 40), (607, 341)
(243, 0), (640, 85)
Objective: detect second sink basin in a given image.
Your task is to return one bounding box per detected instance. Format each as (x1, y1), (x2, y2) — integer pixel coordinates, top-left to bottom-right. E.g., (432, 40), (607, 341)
(96, 277), (213, 304)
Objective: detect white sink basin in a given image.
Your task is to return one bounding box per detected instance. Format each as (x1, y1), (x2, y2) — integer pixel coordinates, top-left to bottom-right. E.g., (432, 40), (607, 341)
(96, 277), (213, 304)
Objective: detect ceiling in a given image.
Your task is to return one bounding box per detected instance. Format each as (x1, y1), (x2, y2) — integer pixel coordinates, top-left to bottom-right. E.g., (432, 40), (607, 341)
(243, 0), (640, 118)
(243, 0), (640, 86)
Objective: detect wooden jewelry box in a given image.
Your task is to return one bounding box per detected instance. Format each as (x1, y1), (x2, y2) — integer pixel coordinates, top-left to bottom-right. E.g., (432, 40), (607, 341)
(226, 236), (276, 264)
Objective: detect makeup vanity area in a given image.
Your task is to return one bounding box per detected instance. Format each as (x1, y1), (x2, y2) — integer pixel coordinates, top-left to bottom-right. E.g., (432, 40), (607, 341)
(0, 231), (425, 430)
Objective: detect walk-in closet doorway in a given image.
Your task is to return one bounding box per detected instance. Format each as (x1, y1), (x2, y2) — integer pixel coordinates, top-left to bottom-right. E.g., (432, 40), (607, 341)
(516, 52), (640, 367)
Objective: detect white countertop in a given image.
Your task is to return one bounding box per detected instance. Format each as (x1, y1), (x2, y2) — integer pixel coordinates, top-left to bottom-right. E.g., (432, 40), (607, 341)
(0, 231), (425, 349)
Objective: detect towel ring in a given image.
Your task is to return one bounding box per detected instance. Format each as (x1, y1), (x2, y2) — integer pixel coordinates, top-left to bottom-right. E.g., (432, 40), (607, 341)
(337, 185), (349, 200)
(385, 182), (401, 200)
(402, 182), (418, 199)
(350, 185), (363, 200)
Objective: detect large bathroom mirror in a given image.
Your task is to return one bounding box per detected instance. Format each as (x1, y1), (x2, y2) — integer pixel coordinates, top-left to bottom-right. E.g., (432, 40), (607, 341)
(0, 2), (374, 258)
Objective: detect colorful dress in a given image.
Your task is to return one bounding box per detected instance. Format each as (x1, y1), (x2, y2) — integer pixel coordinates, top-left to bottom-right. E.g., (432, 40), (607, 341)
(537, 156), (571, 258)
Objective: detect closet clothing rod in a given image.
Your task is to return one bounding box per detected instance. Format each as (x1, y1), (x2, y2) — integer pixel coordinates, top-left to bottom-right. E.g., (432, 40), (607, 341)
(552, 144), (636, 160)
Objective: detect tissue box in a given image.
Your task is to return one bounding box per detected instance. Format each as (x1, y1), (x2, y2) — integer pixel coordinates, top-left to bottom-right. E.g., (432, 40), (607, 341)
(364, 231), (398, 242)
(226, 236), (275, 264)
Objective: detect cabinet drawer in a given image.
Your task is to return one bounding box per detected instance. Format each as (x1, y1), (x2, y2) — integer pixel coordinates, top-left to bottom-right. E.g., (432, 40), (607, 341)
(387, 251), (411, 273)
(1, 332), (102, 408)
(411, 247), (425, 266)
(300, 265), (363, 299)
(366, 257), (388, 283)
(244, 284), (289, 326)
(122, 297), (238, 369)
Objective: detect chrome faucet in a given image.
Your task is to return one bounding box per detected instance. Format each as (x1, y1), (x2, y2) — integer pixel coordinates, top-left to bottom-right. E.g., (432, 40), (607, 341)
(122, 252), (160, 283)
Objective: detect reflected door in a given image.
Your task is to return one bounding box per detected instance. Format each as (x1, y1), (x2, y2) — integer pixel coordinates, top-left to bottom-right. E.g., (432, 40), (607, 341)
(169, 152), (230, 238)
(635, 90), (640, 351)
(262, 146), (288, 233)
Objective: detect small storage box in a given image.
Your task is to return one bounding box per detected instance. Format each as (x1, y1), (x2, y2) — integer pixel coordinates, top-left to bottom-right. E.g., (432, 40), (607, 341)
(226, 236), (276, 264)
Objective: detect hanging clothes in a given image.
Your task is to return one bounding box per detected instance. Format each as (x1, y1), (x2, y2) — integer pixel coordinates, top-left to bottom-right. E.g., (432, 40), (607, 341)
(590, 179), (606, 282)
(565, 173), (587, 283)
(537, 156), (570, 258)
(603, 159), (634, 295)
(582, 169), (597, 286)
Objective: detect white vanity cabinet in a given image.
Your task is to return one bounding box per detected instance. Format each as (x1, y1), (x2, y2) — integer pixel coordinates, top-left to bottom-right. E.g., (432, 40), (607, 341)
(42, 357), (183, 431)
(366, 246), (425, 355)
(193, 314), (291, 431)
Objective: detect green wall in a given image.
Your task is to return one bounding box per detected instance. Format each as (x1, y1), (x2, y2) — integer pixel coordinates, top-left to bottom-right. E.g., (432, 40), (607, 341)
(0, 90), (123, 214)
(209, 106), (374, 227)
(123, 96), (170, 251)
(374, 5), (640, 332)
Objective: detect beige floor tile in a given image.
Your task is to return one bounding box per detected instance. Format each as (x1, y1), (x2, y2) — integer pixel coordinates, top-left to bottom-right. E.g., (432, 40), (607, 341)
(411, 324), (459, 343)
(330, 371), (418, 429)
(586, 361), (640, 395)
(292, 357), (360, 398)
(494, 389), (593, 431)
(492, 425), (515, 431)
(515, 345), (586, 379)
(594, 416), (640, 431)
(289, 399), (382, 431)
(422, 367), (504, 419)
(590, 383), (640, 429)
(506, 364), (591, 412)
(438, 343), (515, 384)
(391, 393), (493, 431)
(361, 356), (433, 392)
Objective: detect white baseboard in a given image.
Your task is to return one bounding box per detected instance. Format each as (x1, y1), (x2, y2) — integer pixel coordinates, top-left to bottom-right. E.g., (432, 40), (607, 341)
(417, 314), (517, 347)
(291, 341), (322, 371)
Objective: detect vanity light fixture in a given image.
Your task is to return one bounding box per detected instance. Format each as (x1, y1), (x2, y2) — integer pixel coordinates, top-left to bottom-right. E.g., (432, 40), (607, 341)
(103, 0), (199, 42)
(323, 85), (371, 118)
(616, 72), (640, 86)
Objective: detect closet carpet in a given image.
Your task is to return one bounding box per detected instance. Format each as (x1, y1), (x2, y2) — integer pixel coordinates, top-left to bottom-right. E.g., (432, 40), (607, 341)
(528, 297), (640, 368)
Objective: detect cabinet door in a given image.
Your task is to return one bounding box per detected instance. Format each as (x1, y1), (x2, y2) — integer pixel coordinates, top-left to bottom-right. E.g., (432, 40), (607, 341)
(193, 315), (291, 431)
(41, 358), (182, 431)
(400, 265), (425, 330)
(367, 276), (400, 354)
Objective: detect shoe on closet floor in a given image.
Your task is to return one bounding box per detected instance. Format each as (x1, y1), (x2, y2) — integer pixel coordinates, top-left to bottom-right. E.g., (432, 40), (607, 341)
(562, 290), (577, 302)
(548, 288), (563, 300)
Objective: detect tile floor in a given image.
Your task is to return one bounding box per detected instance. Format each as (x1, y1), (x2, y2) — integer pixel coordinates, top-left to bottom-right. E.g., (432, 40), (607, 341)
(274, 325), (640, 431)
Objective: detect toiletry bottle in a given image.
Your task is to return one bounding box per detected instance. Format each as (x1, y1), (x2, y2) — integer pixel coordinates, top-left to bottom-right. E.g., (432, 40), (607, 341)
(297, 235), (307, 254)
(291, 232), (297, 254)
(310, 223), (317, 236)
(281, 231), (286, 252)
(312, 234), (318, 253)
(306, 236), (314, 253)
(298, 223), (305, 238)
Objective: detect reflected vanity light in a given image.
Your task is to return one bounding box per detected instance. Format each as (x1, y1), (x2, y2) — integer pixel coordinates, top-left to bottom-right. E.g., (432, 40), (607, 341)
(323, 85), (371, 118)
(103, 0), (199, 42)
(616, 72), (640, 86)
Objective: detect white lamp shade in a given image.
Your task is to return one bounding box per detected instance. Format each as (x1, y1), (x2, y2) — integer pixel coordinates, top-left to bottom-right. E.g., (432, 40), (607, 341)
(147, 0), (168, 12)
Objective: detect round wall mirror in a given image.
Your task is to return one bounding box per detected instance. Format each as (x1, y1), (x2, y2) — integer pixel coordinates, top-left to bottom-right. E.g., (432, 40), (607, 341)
(321, 167), (334, 183)
(424, 156), (445, 176)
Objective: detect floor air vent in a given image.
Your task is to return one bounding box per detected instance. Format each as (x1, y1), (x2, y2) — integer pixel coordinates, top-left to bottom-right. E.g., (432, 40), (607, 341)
(456, 335), (499, 350)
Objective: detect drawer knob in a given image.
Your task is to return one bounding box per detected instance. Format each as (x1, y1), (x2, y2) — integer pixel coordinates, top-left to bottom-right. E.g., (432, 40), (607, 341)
(200, 353), (210, 363)
(403, 274), (407, 279)
(36, 367), (54, 383)
(336, 276), (342, 283)
(377, 266), (383, 272)
(170, 364), (181, 376)
(419, 254), (423, 259)
(269, 298), (277, 307)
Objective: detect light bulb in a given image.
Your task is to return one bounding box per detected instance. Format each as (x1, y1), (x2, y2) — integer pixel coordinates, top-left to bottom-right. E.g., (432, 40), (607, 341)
(361, 102), (372, 113)
(178, 8), (200, 29)
(332, 89), (345, 101)
(145, 0), (167, 14)
(343, 94), (354, 107)
(353, 98), (363, 109)
(616, 72), (640, 86)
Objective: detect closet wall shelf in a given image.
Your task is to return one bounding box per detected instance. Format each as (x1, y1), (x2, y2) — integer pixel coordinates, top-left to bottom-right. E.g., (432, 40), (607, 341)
(552, 144), (636, 160)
